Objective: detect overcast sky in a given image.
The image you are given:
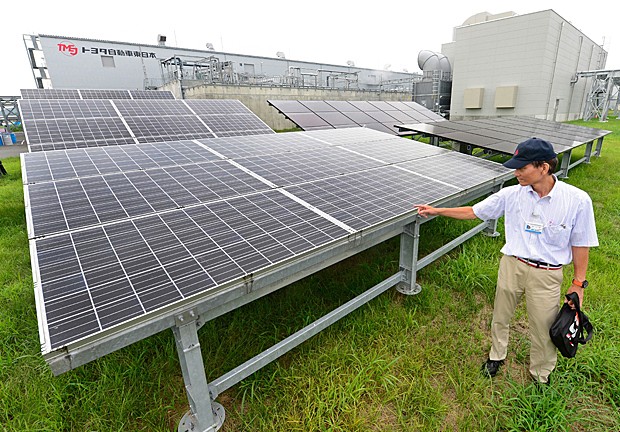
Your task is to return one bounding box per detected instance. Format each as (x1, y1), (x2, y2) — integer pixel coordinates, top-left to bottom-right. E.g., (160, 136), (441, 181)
(2, 1), (617, 95)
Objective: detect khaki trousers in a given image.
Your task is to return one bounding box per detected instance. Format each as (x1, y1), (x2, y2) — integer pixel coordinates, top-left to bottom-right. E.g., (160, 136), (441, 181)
(489, 255), (563, 383)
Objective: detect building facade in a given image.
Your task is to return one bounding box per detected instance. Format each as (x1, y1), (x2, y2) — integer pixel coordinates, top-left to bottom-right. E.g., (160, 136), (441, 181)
(443, 10), (607, 121)
(23, 34), (418, 93)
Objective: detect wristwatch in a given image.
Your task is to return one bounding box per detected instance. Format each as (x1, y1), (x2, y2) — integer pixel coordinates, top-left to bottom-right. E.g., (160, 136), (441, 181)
(572, 278), (589, 289)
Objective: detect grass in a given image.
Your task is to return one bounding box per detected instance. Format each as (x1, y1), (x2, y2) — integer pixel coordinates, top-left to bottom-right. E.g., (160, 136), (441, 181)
(1, 118), (620, 431)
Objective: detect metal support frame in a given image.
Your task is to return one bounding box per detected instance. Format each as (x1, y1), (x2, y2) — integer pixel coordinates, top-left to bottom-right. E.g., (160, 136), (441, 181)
(577, 69), (620, 122)
(0, 97), (21, 130)
(173, 312), (224, 432)
(557, 137), (603, 179)
(396, 215), (498, 295)
(175, 204), (502, 429)
(39, 171), (511, 430)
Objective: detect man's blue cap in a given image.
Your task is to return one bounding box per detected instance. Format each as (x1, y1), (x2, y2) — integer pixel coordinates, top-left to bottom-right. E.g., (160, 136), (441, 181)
(503, 137), (557, 169)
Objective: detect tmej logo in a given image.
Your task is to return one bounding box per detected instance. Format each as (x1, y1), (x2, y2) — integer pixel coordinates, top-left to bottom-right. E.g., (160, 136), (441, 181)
(57, 41), (78, 57)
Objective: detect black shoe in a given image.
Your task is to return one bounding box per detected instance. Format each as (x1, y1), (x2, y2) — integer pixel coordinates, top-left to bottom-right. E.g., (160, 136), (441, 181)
(481, 359), (504, 377)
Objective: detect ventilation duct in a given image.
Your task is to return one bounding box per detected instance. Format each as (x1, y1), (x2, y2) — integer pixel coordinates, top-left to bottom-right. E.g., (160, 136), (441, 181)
(417, 50), (451, 74)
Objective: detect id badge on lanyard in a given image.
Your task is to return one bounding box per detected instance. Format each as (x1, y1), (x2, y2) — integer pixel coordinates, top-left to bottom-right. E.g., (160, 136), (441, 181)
(525, 212), (544, 234)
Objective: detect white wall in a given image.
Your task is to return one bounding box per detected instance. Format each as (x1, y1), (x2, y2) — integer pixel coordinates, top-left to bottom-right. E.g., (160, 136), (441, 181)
(447, 10), (606, 120)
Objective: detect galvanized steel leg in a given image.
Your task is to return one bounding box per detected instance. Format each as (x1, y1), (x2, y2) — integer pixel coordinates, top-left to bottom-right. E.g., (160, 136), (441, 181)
(482, 218), (500, 237)
(396, 217), (422, 295)
(558, 149), (572, 179)
(174, 313), (224, 432)
(584, 141), (594, 163)
(594, 137), (604, 157)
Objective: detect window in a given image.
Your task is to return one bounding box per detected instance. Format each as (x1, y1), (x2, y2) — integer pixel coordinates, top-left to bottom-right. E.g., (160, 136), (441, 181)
(101, 55), (115, 68)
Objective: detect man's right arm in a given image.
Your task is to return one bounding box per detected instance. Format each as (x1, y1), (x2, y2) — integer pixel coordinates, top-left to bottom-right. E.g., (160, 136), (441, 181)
(415, 205), (478, 220)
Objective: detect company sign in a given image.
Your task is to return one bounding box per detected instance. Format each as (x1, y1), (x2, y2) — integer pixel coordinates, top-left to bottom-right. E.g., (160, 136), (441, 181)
(57, 41), (157, 59)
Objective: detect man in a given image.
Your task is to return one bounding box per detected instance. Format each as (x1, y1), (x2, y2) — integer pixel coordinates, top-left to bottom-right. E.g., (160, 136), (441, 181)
(415, 137), (598, 384)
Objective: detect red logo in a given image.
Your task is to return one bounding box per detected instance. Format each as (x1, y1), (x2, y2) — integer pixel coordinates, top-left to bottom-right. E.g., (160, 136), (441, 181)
(58, 42), (78, 56)
(514, 149), (519, 156)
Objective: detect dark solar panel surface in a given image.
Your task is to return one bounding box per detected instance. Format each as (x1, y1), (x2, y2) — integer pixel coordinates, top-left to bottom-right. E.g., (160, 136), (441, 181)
(284, 167), (460, 231)
(36, 190), (348, 348)
(22, 141), (221, 183)
(23, 126), (512, 352)
(397, 117), (612, 154)
(80, 89), (133, 100)
(19, 98), (274, 151)
(20, 88), (176, 100)
(268, 100), (445, 135)
(19, 100), (119, 121)
(129, 90), (176, 99)
(21, 89), (81, 99)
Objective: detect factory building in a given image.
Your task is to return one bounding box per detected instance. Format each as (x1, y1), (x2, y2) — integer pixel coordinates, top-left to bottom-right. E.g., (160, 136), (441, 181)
(442, 10), (607, 121)
(21, 9), (610, 125)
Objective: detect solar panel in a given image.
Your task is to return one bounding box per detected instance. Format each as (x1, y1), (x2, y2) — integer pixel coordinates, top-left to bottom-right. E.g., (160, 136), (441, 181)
(22, 121), (519, 431)
(284, 167), (461, 231)
(20, 89), (81, 99)
(19, 98), (275, 151)
(24, 118), (135, 147)
(20, 88), (176, 100)
(396, 152), (512, 190)
(129, 90), (176, 99)
(124, 116), (216, 143)
(22, 141), (222, 183)
(196, 132), (330, 158)
(80, 89), (132, 99)
(232, 147), (385, 186)
(25, 159), (273, 238)
(30, 188), (350, 350)
(24, 128), (514, 351)
(268, 99), (446, 135)
(397, 117), (611, 155)
(114, 100), (194, 117)
(19, 100), (119, 121)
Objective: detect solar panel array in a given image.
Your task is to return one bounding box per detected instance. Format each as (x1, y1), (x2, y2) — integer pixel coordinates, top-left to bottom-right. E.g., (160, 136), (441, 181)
(22, 127), (512, 352)
(21, 88), (176, 100)
(396, 116), (612, 155)
(20, 99), (275, 151)
(268, 100), (446, 135)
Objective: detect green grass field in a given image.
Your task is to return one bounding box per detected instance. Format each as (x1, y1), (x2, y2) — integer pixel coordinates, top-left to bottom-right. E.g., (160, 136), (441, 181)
(1, 119), (619, 431)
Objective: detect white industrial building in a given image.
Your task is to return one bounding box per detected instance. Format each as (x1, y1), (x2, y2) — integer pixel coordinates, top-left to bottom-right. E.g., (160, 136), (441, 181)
(23, 34), (416, 93)
(21, 9), (614, 124)
(443, 10), (608, 121)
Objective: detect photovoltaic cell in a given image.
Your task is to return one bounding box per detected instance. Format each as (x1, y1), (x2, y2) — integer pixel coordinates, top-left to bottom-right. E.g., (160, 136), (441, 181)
(26, 160), (272, 237)
(197, 133), (330, 158)
(268, 99), (446, 135)
(233, 147), (386, 186)
(23, 126), (514, 354)
(396, 152), (512, 190)
(80, 89), (132, 100)
(19, 100), (119, 121)
(114, 100), (194, 117)
(124, 116), (216, 142)
(22, 140), (222, 183)
(396, 116), (612, 155)
(19, 97), (274, 151)
(284, 166), (461, 231)
(33, 190), (349, 350)
(129, 90), (175, 99)
(24, 118), (134, 145)
(300, 126), (397, 145)
(21, 89), (81, 99)
(20, 88), (175, 100)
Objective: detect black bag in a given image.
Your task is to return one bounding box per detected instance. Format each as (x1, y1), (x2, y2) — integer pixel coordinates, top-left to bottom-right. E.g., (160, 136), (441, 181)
(549, 292), (593, 358)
